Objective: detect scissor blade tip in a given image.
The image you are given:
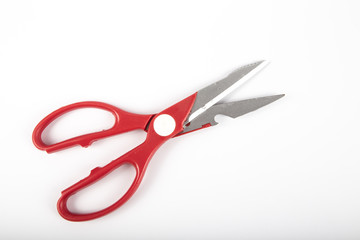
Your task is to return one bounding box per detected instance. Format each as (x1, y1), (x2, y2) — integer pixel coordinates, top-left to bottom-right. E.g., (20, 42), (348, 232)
(249, 60), (270, 70)
(255, 59), (269, 64)
(269, 94), (285, 100)
(233, 60), (269, 75)
(263, 94), (285, 105)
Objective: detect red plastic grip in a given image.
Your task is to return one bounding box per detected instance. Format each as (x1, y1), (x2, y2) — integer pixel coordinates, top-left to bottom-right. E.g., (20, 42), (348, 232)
(56, 93), (197, 221)
(57, 141), (156, 221)
(32, 101), (154, 153)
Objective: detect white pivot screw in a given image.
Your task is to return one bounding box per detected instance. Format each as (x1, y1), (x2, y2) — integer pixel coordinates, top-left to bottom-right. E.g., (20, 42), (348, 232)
(153, 114), (176, 136)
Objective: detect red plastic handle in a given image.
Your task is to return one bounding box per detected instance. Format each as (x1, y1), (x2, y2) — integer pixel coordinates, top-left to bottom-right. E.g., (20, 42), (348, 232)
(56, 93), (197, 221)
(58, 137), (160, 221)
(32, 101), (154, 153)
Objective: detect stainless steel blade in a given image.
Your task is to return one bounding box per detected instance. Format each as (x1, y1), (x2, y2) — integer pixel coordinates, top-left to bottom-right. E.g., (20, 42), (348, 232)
(181, 94), (284, 134)
(186, 60), (268, 123)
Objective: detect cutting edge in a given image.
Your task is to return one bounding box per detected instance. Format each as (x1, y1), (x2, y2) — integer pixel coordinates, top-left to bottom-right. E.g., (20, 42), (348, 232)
(187, 60), (269, 123)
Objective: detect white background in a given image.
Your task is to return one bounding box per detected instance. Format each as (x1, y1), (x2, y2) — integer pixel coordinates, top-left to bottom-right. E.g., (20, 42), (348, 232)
(1, 0), (360, 239)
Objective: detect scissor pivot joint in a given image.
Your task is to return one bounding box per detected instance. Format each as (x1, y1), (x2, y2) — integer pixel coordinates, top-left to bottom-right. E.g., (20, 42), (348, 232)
(153, 114), (176, 136)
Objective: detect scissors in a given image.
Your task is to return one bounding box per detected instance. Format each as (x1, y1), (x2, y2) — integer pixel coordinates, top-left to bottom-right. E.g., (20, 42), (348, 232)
(32, 61), (284, 221)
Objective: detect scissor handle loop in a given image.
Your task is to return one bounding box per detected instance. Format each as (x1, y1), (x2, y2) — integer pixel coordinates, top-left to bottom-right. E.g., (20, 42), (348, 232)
(57, 143), (150, 221)
(32, 101), (153, 153)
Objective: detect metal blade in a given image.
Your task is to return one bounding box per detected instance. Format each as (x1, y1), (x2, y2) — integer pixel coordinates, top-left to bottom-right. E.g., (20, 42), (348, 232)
(181, 94), (284, 134)
(186, 60), (269, 123)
